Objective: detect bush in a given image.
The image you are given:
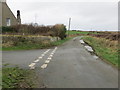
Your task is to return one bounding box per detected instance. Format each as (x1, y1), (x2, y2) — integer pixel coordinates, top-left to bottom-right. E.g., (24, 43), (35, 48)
(2, 26), (13, 33)
(52, 24), (67, 39)
(2, 24), (67, 39)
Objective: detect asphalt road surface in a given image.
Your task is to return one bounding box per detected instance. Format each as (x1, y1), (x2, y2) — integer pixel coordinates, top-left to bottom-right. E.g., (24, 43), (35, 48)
(2, 37), (118, 88)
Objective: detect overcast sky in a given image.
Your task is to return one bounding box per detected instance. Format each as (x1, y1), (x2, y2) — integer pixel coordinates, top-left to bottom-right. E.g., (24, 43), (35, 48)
(7, 0), (118, 31)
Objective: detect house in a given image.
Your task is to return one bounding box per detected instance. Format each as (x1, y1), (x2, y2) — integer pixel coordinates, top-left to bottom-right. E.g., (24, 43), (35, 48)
(0, 0), (21, 27)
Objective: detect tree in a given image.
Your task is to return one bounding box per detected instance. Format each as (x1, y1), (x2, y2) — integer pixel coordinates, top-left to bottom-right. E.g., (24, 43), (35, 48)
(53, 24), (67, 40)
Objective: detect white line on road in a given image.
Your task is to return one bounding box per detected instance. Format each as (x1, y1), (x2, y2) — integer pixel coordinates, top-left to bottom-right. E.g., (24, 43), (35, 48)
(34, 59), (39, 63)
(50, 55), (53, 57)
(45, 60), (50, 64)
(41, 54), (45, 57)
(29, 63), (36, 67)
(29, 63), (36, 69)
(39, 57), (42, 59)
(41, 47), (58, 69)
(51, 53), (54, 55)
(30, 66), (35, 69)
(29, 47), (58, 70)
(28, 49), (51, 69)
(41, 64), (48, 69)
(47, 57), (52, 60)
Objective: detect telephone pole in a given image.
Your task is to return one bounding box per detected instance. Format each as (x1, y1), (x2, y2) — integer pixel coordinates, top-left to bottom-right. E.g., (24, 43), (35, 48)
(34, 14), (38, 26)
(68, 18), (71, 37)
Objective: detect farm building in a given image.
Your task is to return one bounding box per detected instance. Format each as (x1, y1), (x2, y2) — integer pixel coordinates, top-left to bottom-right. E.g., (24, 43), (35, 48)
(0, 0), (21, 27)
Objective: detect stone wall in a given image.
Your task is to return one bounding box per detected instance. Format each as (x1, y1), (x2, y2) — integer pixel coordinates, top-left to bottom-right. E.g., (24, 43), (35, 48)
(2, 35), (61, 47)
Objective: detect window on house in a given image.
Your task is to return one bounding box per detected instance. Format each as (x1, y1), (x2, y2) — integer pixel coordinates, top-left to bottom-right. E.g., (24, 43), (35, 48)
(6, 18), (11, 26)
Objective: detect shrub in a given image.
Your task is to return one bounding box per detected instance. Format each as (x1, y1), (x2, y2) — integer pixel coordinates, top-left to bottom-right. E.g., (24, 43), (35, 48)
(2, 24), (67, 39)
(2, 26), (13, 33)
(52, 24), (67, 39)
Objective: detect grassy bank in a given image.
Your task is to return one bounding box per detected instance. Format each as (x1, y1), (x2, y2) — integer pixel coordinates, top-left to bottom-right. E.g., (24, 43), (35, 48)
(67, 31), (89, 35)
(2, 67), (35, 88)
(82, 36), (118, 67)
(66, 31), (98, 35)
(0, 69), (2, 89)
(2, 37), (72, 51)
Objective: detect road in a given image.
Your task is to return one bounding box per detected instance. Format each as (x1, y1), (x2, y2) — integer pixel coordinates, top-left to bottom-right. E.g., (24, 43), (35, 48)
(2, 37), (118, 88)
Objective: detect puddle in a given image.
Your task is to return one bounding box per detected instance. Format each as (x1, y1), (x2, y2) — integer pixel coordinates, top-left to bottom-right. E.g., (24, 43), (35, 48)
(93, 55), (99, 59)
(80, 40), (85, 44)
(84, 46), (93, 52)
(80, 39), (99, 60)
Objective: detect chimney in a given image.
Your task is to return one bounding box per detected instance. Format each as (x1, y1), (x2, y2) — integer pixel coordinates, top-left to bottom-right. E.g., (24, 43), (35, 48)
(17, 10), (21, 24)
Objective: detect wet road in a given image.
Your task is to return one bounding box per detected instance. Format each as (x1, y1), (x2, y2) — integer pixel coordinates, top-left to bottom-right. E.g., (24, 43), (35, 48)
(2, 37), (118, 88)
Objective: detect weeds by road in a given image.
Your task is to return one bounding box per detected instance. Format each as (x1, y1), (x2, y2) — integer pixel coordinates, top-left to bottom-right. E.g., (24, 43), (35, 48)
(2, 37), (72, 51)
(82, 36), (118, 67)
(2, 67), (35, 88)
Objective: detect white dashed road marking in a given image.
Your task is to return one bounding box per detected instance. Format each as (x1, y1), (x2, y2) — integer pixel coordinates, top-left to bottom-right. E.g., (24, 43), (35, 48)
(34, 59), (39, 63)
(41, 54), (45, 57)
(29, 63), (36, 69)
(29, 47), (58, 69)
(45, 60), (50, 64)
(50, 55), (53, 57)
(41, 64), (48, 69)
(39, 57), (42, 59)
(41, 47), (58, 69)
(51, 53), (54, 55)
(28, 49), (50, 69)
(30, 66), (35, 69)
(29, 63), (36, 67)
(47, 57), (52, 60)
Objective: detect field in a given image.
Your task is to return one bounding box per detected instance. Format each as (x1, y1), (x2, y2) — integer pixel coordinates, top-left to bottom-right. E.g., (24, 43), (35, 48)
(66, 30), (98, 36)
(67, 30), (89, 35)
(90, 31), (119, 40)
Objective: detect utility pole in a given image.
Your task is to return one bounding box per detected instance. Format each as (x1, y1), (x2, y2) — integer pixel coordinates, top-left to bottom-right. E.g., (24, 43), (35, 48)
(35, 14), (37, 24)
(34, 14), (38, 26)
(91, 28), (92, 31)
(68, 18), (71, 37)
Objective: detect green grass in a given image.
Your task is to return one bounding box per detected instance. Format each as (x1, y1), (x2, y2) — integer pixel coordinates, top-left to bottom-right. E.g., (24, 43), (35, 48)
(2, 37), (72, 51)
(2, 43), (44, 51)
(0, 47), (2, 51)
(66, 31), (98, 35)
(82, 36), (118, 67)
(2, 67), (34, 88)
(66, 31), (89, 35)
(0, 68), (2, 89)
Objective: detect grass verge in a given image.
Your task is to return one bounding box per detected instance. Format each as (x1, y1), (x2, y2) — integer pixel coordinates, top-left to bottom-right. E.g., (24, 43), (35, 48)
(66, 31), (98, 35)
(2, 37), (72, 51)
(2, 67), (36, 88)
(67, 31), (89, 35)
(82, 36), (118, 67)
(0, 68), (2, 89)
